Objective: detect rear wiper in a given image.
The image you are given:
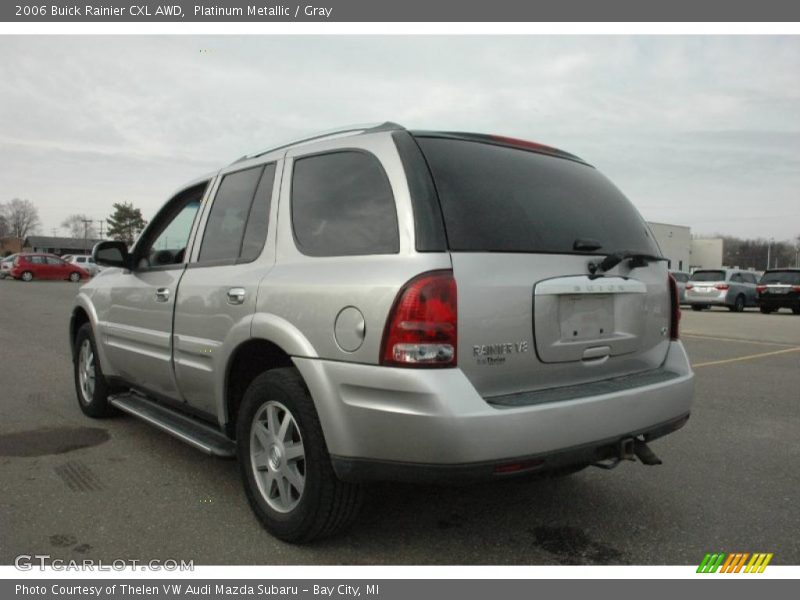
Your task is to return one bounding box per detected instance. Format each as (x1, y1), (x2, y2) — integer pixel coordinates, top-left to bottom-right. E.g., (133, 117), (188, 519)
(594, 250), (667, 274)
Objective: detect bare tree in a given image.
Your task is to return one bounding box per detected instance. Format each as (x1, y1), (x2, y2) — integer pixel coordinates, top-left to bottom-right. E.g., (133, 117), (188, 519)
(0, 211), (9, 238)
(61, 214), (97, 239)
(3, 198), (41, 241)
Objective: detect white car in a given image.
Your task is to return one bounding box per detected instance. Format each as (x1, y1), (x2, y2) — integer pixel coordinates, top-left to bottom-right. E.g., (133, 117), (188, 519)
(63, 254), (101, 276)
(0, 254), (18, 279)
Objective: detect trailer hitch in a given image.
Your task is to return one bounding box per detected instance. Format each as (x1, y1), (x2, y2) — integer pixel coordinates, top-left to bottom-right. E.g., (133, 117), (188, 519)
(593, 437), (662, 469)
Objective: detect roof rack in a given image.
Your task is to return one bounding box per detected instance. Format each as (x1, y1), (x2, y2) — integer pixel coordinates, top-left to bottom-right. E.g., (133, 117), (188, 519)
(232, 122), (405, 164)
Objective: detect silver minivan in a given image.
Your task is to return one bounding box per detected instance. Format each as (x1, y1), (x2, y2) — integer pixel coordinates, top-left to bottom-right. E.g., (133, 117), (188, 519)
(685, 268), (759, 312)
(70, 123), (694, 542)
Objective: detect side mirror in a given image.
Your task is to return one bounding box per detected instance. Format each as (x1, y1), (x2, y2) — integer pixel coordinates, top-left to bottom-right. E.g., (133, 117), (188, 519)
(92, 241), (130, 269)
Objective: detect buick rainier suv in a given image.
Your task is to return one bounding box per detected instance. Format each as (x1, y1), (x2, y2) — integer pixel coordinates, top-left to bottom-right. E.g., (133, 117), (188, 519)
(70, 123), (694, 542)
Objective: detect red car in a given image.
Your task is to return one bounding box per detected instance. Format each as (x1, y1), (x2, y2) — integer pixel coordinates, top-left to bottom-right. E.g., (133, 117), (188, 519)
(9, 253), (90, 282)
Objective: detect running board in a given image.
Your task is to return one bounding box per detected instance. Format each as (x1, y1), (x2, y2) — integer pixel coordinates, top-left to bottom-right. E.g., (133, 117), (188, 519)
(109, 392), (236, 458)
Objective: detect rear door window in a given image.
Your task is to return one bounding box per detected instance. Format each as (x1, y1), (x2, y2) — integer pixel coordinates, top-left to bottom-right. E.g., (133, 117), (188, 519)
(291, 151), (399, 257)
(414, 136), (659, 255)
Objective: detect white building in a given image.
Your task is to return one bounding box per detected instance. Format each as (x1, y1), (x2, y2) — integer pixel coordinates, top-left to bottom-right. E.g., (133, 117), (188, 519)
(646, 222), (691, 272)
(690, 238), (724, 270)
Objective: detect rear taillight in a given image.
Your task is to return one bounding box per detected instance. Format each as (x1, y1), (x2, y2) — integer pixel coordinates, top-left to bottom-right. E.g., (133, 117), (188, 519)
(714, 283), (730, 290)
(668, 274), (680, 341)
(793, 286), (800, 292)
(685, 283), (694, 290)
(756, 285), (767, 293)
(381, 270), (457, 368)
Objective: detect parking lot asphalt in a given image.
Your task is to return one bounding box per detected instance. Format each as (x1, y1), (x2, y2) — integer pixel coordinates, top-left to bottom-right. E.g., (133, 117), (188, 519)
(1, 279), (798, 565)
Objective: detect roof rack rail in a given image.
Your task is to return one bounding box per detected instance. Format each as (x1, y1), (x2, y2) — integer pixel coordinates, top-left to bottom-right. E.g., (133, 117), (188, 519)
(232, 121), (405, 164)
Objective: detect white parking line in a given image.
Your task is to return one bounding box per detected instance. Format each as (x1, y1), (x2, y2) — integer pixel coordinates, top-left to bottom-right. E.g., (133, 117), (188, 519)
(682, 333), (798, 348)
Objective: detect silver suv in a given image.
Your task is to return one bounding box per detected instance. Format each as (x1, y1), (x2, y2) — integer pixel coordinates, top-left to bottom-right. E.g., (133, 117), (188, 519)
(70, 123), (694, 542)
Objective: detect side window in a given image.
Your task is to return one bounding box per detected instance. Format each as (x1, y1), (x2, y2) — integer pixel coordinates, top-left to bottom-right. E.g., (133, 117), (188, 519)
(45, 256), (63, 265)
(136, 182), (207, 268)
(731, 273), (743, 283)
(240, 163), (276, 262)
(199, 165), (270, 263)
(291, 151), (399, 257)
(29, 256), (46, 265)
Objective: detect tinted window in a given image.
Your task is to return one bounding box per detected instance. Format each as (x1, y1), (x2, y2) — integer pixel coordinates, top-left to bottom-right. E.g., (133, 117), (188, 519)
(691, 270), (726, 282)
(200, 166), (264, 263)
(149, 200), (201, 264)
(730, 273), (743, 283)
(291, 151), (399, 256)
(415, 137), (659, 255)
(45, 256), (64, 265)
(761, 270), (800, 285)
(29, 256), (46, 264)
(671, 272), (689, 283)
(240, 163), (276, 262)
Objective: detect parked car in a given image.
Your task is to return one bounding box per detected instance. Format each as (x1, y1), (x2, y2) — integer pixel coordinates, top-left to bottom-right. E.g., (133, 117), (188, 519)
(685, 268), (759, 312)
(63, 254), (102, 276)
(670, 270), (690, 304)
(10, 253), (90, 282)
(70, 123), (694, 542)
(0, 254), (18, 279)
(756, 268), (800, 314)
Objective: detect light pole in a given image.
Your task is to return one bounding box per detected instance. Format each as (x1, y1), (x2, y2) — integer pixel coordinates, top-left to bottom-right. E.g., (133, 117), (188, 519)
(766, 238), (774, 270)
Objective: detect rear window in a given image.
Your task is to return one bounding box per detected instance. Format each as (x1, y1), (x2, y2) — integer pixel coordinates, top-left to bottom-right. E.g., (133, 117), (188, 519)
(415, 137), (659, 255)
(691, 270), (726, 282)
(761, 270), (800, 285)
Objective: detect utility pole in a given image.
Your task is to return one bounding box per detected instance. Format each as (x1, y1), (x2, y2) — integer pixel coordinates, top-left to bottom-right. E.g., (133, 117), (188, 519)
(766, 238), (774, 270)
(96, 220), (105, 239)
(81, 219), (93, 256)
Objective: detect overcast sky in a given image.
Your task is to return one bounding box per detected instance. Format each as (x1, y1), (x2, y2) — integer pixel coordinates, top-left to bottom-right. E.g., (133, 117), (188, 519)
(1, 35), (798, 240)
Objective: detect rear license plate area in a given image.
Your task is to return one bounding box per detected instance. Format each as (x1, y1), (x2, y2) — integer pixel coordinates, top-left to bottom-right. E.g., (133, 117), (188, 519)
(559, 295), (614, 342)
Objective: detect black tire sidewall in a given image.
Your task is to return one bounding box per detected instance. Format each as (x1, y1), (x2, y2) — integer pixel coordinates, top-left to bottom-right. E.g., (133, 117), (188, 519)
(73, 323), (112, 417)
(236, 369), (335, 542)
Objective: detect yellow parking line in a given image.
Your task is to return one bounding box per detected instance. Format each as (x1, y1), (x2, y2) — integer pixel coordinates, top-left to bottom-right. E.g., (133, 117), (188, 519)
(692, 346), (800, 368)
(682, 333), (797, 348)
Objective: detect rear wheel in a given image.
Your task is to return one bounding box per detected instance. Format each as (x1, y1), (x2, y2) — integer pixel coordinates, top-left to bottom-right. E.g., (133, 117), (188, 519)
(73, 323), (116, 418)
(793, 308), (800, 315)
(237, 368), (363, 543)
(730, 295), (745, 312)
(69, 271), (81, 282)
(21, 271), (33, 282)
(691, 305), (704, 311)
(759, 306), (774, 314)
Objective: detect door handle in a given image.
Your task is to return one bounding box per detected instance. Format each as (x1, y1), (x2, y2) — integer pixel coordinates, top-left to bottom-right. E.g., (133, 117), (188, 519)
(227, 287), (246, 305)
(155, 288), (170, 302)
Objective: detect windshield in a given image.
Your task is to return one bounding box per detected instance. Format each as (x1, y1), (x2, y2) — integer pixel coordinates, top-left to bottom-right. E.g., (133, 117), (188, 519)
(760, 270), (800, 285)
(691, 270), (726, 282)
(415, 136), (659, 255)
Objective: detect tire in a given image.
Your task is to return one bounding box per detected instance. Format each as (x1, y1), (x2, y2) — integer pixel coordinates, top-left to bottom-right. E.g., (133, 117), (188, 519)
(729, 295), (745, 312)
(793, 308), (800, 315)
(759, 306), (773, 314)
(691, 305), (704, 312)
(21, 271), (33, 282)
(73, 323), (116, 418)
(69, 271), (81, 282)
(237, 368), (363, 543)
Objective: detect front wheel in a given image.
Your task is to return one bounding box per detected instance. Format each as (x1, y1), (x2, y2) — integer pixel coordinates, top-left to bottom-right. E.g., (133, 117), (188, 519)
(793, 308), (800, 315)
(21, 271), (33, 282)
(691, 305), (704, 311)
(759, 306), (773, 314)
(73, 323), (116, 418)
(237, 368), (363, 543)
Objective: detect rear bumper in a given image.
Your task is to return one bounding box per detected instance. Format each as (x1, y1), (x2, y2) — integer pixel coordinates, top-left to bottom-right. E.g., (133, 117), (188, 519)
(294, 341), (694, 481)
(685, 291), (728, 306)
(757, 296), (799, 309)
